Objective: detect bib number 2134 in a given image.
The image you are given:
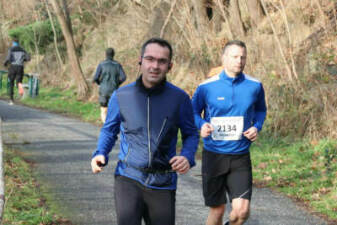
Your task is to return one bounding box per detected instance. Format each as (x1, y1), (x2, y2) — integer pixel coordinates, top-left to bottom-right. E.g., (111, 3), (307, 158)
(211, 116), (244, 141)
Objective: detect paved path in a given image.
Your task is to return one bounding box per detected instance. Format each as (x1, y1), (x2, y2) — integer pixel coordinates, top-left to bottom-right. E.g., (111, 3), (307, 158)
(0, 100), (328, 225)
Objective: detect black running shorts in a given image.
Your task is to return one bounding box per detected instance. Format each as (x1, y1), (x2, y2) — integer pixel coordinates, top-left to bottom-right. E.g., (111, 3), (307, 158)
(202, 149), (252, 207)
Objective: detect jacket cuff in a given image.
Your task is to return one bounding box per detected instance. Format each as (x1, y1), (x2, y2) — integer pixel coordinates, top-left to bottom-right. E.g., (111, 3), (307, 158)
(180, 152), (196, 168)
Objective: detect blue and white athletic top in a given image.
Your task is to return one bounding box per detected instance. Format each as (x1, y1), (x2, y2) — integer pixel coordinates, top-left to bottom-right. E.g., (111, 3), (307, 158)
(192, 70), (267, 154)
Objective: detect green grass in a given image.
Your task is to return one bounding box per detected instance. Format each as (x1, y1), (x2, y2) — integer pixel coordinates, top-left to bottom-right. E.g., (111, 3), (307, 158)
(20, 87), (100, 123)
(251, 135), (337, 220)
(0, 76), (100, 124)
(2, 147), (72, 224)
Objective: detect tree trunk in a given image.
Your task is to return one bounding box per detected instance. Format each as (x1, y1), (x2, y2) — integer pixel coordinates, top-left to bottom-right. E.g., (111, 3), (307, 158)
(260, 0), (294, 81)
(61, 0), (73, 35)
(246, 0), (265, 28)
(50, 0), (88, 98)
(44, 0), (64, 69)
(0, 1), (6, 52)
(229, 0), (245, 37)
(148, 2), (170, 37)
(214, 0), (234, 39)
(191, 0), (209, 37)
(160, 0), (177, 38)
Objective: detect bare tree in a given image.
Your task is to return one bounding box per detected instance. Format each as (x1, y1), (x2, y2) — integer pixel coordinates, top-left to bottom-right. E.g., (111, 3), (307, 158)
(191, 0), (209, 37)
(229, 0), (245, 37)
(214, 0), (234, 39)
(160, 0), (177, 38)
(246, 0), (265, 27)
(0, 1), (6, 52)
(50, 0), (89, 98)
(260, 0), (294, 81)
(44, 0), (64, 69)
(61, 0), (73, 35)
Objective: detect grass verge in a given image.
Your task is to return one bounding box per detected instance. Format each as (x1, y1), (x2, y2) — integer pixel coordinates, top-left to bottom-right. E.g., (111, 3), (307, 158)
(0, 77), (100, 124)
(2, 146), (72, 224)
(251, 135), (337, 223)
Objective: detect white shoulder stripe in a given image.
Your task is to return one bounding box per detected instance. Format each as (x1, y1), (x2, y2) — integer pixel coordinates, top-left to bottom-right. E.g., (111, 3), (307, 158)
(200, 74), (221, 86)
(244, 74), (261, 83)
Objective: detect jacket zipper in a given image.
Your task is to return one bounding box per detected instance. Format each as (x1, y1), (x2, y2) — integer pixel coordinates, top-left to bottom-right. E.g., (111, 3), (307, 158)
(157, 117), (168, 143)
(147, 96), (151, 168)
(124, 146), (131, 166)
(231, 80), (235, 109)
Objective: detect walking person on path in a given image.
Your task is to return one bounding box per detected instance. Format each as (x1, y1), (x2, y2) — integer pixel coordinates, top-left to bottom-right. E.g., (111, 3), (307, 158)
(92, 47), (126, 123)
(91, 37), (199, 225)
(192, 40), (267, 225)
(3, 38), (30, 105)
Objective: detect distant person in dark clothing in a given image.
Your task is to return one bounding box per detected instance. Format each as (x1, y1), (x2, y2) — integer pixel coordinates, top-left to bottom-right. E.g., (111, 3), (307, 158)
(3, 38), (30, 105)
(92, 48), (126, 123)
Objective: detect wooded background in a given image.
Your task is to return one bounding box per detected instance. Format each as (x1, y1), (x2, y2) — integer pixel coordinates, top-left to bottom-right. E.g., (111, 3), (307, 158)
(0, 0), (336, 140)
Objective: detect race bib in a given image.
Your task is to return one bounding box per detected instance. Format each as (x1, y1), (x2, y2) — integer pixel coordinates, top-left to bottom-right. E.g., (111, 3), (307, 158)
(210, 116), (244, 141)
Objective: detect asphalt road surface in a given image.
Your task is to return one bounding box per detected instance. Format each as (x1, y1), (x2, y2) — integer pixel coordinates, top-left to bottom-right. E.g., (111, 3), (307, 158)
(0, 100), (328, 225)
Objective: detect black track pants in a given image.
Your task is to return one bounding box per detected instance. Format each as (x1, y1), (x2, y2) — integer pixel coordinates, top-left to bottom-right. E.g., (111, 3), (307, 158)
(114, 175), (176, 225)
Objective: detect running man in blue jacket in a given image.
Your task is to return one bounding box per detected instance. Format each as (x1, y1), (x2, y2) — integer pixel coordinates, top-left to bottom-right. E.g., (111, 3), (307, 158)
(91, 38), (199, 225)
(192, 40), (267, 225)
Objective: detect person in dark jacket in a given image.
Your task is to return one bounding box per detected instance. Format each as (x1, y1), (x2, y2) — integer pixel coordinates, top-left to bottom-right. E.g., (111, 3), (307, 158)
(92, 47), (126, 123)
(91, 38), (199, 225)
(3, 38), (30, 105)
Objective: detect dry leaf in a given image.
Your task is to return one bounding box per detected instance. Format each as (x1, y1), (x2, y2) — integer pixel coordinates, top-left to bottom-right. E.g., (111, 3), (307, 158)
(264, 176), (272, 181)
(258, 162), (268, 169)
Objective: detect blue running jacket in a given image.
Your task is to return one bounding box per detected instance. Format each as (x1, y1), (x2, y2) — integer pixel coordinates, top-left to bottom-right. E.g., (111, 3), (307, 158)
(93, 77), (199, 190)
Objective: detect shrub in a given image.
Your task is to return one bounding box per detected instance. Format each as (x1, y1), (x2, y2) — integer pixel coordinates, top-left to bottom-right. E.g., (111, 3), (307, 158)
(8, 19), (63, 54)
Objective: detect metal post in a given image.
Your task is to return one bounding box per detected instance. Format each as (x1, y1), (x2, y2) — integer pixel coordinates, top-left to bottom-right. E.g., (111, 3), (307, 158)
(28, 75), (33, 97)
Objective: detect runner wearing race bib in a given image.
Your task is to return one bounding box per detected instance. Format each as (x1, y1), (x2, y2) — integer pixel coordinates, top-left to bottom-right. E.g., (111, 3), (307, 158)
(192, 40), (267, 225)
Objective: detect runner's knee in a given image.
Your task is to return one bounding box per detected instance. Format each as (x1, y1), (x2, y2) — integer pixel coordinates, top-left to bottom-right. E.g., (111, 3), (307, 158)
(209, 205), (225, 219)
(230, 208), (250, 222)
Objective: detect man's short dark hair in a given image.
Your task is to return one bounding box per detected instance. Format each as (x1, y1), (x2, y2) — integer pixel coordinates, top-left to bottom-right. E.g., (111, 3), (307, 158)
(141, 38), (173, 61)
(106, 48), (115, 58)
(223, 40), (246, 55)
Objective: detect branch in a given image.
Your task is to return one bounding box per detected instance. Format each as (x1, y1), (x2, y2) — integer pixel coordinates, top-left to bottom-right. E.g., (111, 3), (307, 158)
(260, 0), (294, 81)
(160, 0), (177, 38)
(279, 0), (298, 80)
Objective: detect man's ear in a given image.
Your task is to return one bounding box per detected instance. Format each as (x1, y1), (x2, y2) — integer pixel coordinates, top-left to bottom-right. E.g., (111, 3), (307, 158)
(138, 56), (142, 66)
(168, 62), (173, 71)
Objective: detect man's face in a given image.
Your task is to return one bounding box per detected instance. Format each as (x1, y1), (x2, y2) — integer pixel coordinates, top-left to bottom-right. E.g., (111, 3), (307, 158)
(223, 45), (247, 77)
(140, 43), (172, 88)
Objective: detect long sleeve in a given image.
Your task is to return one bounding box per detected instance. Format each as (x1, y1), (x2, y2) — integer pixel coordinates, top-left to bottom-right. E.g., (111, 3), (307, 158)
(178, 94), (199, 167)
(191, 86), (207, 130)
(253, 83), (267, 131)
(118, 64), (127, 85)
(3, 49), (11, 66)
(92, 92), (121, 165)
(92, 63), (102, 84)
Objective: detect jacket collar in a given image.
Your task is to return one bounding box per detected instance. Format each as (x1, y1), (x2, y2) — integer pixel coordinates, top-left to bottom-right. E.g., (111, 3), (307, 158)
(136, 75), (166, 95)
(220, 70), (244, 83)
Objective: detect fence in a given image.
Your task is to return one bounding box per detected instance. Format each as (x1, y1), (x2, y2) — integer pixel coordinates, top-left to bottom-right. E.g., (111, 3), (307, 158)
(0, 70), (39, 98)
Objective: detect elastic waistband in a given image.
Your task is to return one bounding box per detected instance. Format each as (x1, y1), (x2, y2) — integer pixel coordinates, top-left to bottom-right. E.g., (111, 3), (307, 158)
(120, 161), (174, 174)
